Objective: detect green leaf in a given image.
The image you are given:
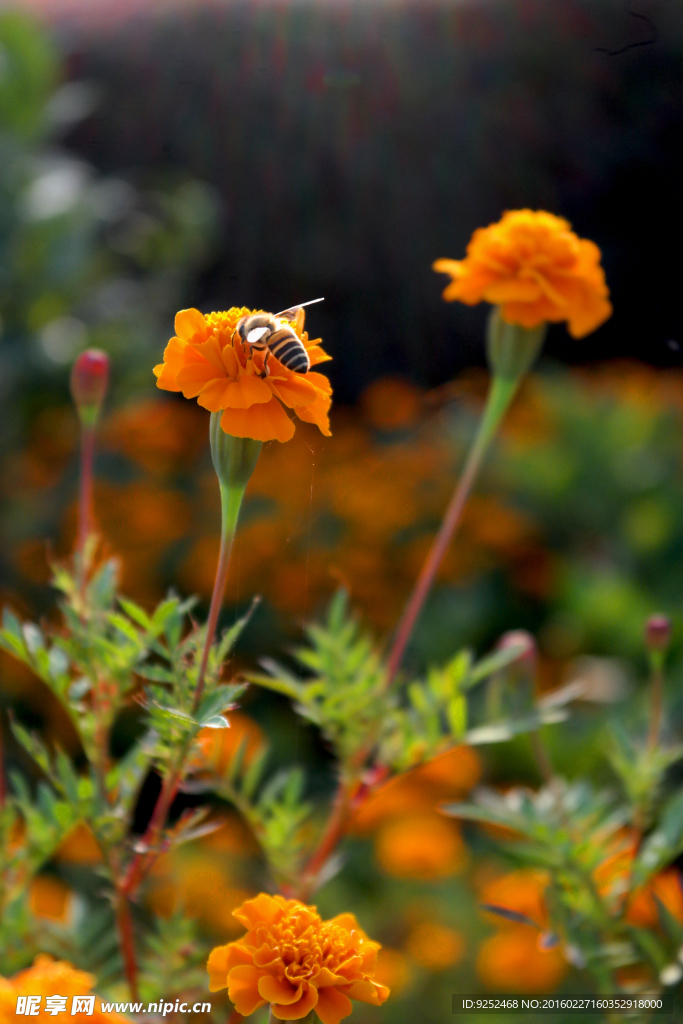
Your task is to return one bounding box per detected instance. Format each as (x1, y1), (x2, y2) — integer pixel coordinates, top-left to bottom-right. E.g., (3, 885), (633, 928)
(118, 598), (153, 631)
(634, 788), (683, 883)
(108, 613), (145, 645)
(245, 668), (304, 701)
(447, 694), (467, 738)
(467, 643), (533, 689)
(151, 598), (184, 634)
(242, 745), (268, 799)
(215, 596), (261, 662)
(87, 558), (119, 608)
(2, 607), (25, 641)
(197, 684), (244, 725)
(152, 703), (198, 726)
(202, 715), (229, 729)
(137, 664), (175, 684)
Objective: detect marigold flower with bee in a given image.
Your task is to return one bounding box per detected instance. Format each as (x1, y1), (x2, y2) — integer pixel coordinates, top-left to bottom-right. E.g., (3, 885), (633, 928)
(154, 307), (332, 443)
(433, 209), (612, 338)
(207, 893), (389, 1023)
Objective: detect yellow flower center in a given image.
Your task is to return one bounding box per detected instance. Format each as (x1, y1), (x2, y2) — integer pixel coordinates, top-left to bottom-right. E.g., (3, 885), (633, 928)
(253, 906), (360, 982)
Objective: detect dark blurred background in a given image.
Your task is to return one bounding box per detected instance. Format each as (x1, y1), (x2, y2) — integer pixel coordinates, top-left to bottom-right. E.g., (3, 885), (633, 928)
(49, 0), (683, 401)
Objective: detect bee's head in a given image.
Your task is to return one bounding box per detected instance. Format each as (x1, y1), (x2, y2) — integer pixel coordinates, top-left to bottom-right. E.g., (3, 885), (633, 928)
(237, 312), (272, 342)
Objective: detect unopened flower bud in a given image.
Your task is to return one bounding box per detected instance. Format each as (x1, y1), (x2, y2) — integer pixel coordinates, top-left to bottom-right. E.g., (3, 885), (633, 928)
(645, 614), (672, 652)
(70, 349), (110, 427)
(209, 411), (262, 492)
(496, 629), (537, 671)
(486, 308), (547, 382)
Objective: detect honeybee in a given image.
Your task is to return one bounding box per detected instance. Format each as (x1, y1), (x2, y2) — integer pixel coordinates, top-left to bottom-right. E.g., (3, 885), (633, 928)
(234, 297), (324, 377)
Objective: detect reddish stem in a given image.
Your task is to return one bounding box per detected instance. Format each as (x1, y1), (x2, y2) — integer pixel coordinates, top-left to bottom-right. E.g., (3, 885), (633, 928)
(122, 490), (239, 898)
(115, 891), (139, 1000)
(77, 426), (96, 558)
(647, 666), (663, 751)
(0, 713), (6, 809)
(192, 499), (237, 716)
(385, 434), (488, 686)
(385, 374), (518, 687)
(121, 764), (182, 898)
(298, 783), (351, 900)
(228, 1011), (244, 1024)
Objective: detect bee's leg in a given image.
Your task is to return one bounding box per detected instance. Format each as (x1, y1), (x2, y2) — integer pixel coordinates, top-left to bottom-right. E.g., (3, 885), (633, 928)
(258, 349), (271, 379)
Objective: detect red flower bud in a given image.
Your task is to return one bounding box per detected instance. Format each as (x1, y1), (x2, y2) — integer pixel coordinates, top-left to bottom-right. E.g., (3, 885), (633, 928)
(70, 349), (109, 426)
(496, 629), (537, 670)
(645, 614), (672, 652)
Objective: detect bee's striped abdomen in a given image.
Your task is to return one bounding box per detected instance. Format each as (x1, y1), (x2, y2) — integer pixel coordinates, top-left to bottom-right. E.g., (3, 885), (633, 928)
(267, 328), (311, 374)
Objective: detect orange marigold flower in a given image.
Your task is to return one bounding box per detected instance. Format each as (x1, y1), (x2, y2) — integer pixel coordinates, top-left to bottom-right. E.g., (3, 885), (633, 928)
(433, 209), (612, 338)
(594, 832), (683, 926)
(374, 814), (467, 880)
(154, 307), (332, 443)
(478, 869), (551, 930)
(29, 876), (73, 924)
(207, 893), (389, 1023)
(404, 922), (465, 971)
(0, 956), (129, 1024)
(476, 929), (567, 993)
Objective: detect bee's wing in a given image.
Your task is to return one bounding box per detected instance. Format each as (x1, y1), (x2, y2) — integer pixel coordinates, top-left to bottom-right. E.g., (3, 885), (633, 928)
(275, 297), (324, 333)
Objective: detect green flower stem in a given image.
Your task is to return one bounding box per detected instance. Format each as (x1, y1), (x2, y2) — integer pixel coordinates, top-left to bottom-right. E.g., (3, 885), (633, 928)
(119, 419), (261, 906)
(647, 650), (665, 751)
(384, 372), (519, 686)
(193, 413), (262, 713)
(385, 309), (547, 687)
(192, 479), (246, 714)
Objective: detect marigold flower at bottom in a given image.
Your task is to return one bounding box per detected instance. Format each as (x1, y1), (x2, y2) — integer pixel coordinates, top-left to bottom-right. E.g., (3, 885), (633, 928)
(207, 893), (389, 1023)
(0, 956), (129, 1024)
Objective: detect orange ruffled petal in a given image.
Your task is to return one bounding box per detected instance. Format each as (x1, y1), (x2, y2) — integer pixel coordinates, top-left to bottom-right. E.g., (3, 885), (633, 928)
(227, 965), (267, 1017)
(271, 984), (318, 1020)
(315, 986), (353, 1024)
(258, 976), (303, 1005)
(221, 398), (295, 443)
(433, 209), (611, 338)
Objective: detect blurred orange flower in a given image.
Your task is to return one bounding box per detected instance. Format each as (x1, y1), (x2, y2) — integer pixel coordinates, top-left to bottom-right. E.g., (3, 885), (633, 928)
(352, 745), (481, 833)
(54, 823), (103, 866)
(415, 745), (483, 792)
(374, 814), (467, 880)
(478, 869), (551, 930)
(404, 922), (465, 971)
(372, 949), (412, 996)
(154, 307), (332, 442)
(0, 956), (129, 1024)
(476, 929), (567, 993)
(476, 873), (561, 995)
(594, 833), (683, 926)
(103, 398), (206, 477)
(626, 869), (683, 928)
(360, 377), (424, 431)
(207, 893), (389, 1023)
(434, 209), (612, 338)
(147, 846), (253, 934)
(28, 876), (73, 924)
